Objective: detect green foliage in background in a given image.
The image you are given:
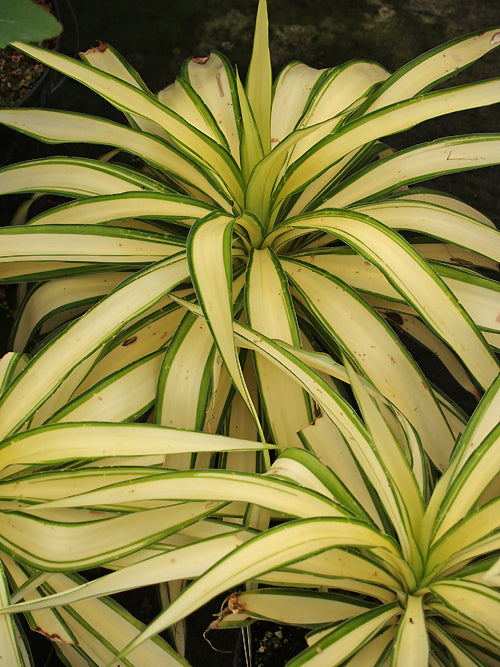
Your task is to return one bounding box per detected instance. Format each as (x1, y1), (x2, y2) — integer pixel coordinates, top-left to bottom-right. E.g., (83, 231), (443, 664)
(0, 0), (62, 49)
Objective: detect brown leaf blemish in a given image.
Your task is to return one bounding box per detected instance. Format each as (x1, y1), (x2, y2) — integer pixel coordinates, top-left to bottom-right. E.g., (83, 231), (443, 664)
(192, 55), (210, 65)
(122, 336), (138, 346)
(34, 628), (69, 643)
(216, 72), (224, 97)
(84, 41), (108, 55)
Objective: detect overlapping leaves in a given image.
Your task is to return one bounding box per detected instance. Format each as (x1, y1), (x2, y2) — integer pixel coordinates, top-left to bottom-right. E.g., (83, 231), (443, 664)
(0, 0), (499, 663)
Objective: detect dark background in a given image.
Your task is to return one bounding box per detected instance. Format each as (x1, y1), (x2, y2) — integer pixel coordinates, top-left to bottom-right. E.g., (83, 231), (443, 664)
(2, 0), (500, 664)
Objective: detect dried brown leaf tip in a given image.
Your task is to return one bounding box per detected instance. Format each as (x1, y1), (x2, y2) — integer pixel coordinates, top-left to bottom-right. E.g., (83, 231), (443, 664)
(192, 55), (210, 65)
(84, 41), (108, 55)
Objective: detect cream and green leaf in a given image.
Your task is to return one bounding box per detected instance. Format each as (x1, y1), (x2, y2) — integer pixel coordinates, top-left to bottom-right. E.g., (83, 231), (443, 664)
(1, 350), (498, 665)
(0, 0), (499, 663)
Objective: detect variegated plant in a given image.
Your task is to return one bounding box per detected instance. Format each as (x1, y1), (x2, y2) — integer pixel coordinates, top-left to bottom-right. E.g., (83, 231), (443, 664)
(0, 1), (499, 465)
(0, 0), (499, 662)
(1, 347), (498, 665)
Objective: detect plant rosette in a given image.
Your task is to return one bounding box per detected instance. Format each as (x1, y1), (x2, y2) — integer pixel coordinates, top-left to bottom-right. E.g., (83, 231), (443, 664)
(0, 0), (499, 663)
(0, 2), (498, 464)
(1, 360), (498, 664)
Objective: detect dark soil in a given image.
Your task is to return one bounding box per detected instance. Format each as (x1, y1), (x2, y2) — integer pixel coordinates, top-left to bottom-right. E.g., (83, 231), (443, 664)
(0, 0), (58, 107)
(233, 621), (308, 667)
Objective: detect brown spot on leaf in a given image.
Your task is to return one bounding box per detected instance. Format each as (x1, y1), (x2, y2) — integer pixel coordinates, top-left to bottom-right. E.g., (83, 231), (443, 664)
(84, 41), (107, 55)
(34, 628), (68, 643)
(122, 336), (138, 346)
(216, 72), (224, 97)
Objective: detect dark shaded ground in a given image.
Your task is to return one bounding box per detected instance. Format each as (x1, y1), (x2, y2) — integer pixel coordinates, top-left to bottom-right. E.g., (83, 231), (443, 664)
(1, 0), (499, 664)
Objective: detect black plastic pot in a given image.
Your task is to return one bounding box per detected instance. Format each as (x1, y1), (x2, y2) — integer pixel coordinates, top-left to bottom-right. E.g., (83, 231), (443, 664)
(1, 0), (63, 166)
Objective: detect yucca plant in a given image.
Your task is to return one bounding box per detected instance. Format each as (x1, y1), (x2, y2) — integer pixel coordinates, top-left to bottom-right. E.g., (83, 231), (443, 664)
(0, 2), (499, 462)
(1, 344), (498, 665)
(0, 0), (499, 663)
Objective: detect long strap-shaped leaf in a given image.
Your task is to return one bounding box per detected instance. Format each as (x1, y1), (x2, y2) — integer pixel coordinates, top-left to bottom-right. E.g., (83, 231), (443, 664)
(391, 594), (428, 667)
(110, 519), (404, 663)
(283, 257), (454, 468)
(158, 75), (230, 151)
(0, 224), (183, 264)
(298, 415), (383, 528)
(179, 299), (426, 541)
(245, 115), (344, 227)
(73, 299), (185, 394)
(42, 570), (190, 666)
(81, 41), (170, 142)
(260, 547), (399, 600)
(365, 27), (500, 111)
(49, 349), (165, 424)
(423, 374), (500, 546)
(288, 603), (400, 666)
(425, 498), (500, 582)
(302, 250), (500, 350)
(156, 311), (215, 432)
(0, 260), (108, 284)
(0, 353), (27, 399)
(27, 191), (214, 227)
(318, 135), (500, 209)
(345, 359), (424, 574)
(11, 272), (132, 352)
(0, 561), (24, 667)
(281, 61), (389, 169)
(277, 210), (499, 390)
(0, 156), (169, 198)
(246, 0), (272, 153)
(0, 422), (271, 471)
(427, 422), (500, 546)
(181, 52), (242, 165)
(0, 467), (168, 502)
(246, 248), (312, 447)
(218, 588), (376, 627)
(428, 580), (500, 648)
(0, 109), (232, 208)
(393, 189), (495, 226)
(0, 502), (225, 570)
(270, 62), (325, 145)
(274, 80), (500, 205)
(266, 448), (372, 523)
(187, 212), (263, 439)
(28, 351), (102, 431)
(236, 71), (264, 184)
(0, 254), (190, 439)
(426, 620), (487, 667)
(28, 470), (349, 521)
(3, 555), (76, 647)
(353, 200), (500, 263)
(11, 41), (244, 205)
(0, 531), (256, 616)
